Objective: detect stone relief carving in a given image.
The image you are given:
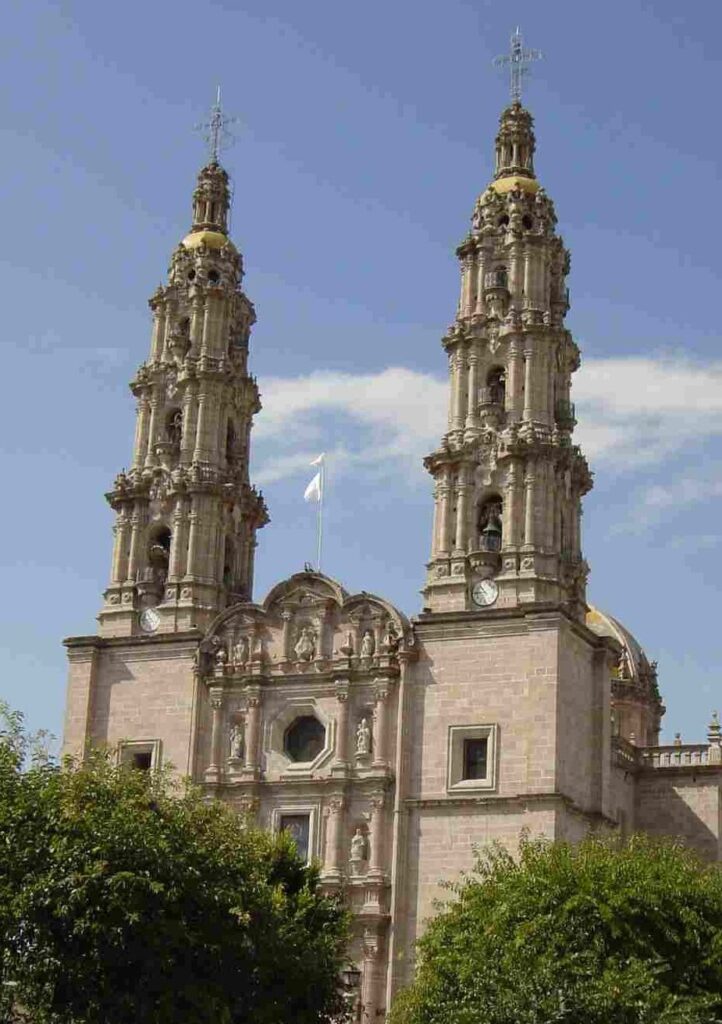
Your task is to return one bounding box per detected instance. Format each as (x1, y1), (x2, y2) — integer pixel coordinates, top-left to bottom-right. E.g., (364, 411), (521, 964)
(294, 626), (316, 662)
(356, 717), (372, 757)
(349, 828), (368, 876)
(232, 637), (249, 666)
(229, 721), (244, 761)
(360, 630), (375, 659)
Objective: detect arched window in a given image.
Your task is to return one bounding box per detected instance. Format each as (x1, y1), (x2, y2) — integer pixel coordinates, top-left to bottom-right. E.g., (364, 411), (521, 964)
(148, 526), (171, 588)
(284, 716), (326, 763)
(494, 266), (508, 288)
(486, 367), (506, 407)
(478, 498), (503, 552)
(166, 409), (182, 449)
(226, 420), (236, 461)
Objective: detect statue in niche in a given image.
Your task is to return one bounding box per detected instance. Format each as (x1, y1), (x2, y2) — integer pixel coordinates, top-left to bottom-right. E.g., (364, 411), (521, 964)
(233, 637), (249, 666)
(360, 630), (375, 659)
(167, 410), (183, 448)
(215, 645), (227, 670)
(618, 648), (633, 681)
(349, 828), (368, 876)
(383, 621), (399, 651)
(294, 627), (316, 662)
(339, 630), (354, 657)
(356, 717), (372, 757)
(229, 722), (244, 761)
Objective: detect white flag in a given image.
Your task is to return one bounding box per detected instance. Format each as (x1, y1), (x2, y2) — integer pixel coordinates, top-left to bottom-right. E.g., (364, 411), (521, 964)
(310, 452), (325, 466)
(304, 471), (322, 503)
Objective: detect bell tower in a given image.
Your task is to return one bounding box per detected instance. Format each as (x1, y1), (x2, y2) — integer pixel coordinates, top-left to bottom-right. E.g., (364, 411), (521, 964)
(423, 99), (592, 617)
(99, 156), (268, 638)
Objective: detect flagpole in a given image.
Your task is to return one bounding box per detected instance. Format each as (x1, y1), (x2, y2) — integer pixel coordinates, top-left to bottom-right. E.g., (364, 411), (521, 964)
(317, 459), (324, 572)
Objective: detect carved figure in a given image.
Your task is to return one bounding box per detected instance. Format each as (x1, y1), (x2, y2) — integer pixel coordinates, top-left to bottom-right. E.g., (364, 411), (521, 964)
(349, 828), (368, 876)
(360, 630), (375, 659)
(215, 646), (227, 669)
(383, 621), (398, 651)
(356, 717), (372, 756)
(294, 627), (316, 662)
(229, 722), (244, 760)
(233, 637), (249, 666)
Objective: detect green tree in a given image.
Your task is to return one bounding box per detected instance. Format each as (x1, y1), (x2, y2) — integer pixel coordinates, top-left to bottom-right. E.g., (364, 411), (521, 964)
(390, 834), (722, 1024)
(0, 705), (348, 1024)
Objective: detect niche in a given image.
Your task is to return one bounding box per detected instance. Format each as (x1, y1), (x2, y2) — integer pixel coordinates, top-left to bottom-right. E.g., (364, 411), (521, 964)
(148, 526), (171, 589)
(478, 498), (503, 552)
(486, 367), (506, 407)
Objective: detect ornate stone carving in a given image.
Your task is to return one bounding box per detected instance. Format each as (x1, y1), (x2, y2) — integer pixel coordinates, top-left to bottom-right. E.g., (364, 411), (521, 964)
(349, 828), (368, 876)
(356, 717), (372, 756)
(294, 626), (316, 662)
(229, 721), (244, 760)
(360, 630), (375, 659)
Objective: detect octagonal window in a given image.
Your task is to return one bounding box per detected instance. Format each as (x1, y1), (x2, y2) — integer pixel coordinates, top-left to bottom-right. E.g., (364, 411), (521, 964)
(284, 715), (325, 763)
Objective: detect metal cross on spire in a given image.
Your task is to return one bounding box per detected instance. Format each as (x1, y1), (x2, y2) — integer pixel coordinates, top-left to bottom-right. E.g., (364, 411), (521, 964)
(195, 87), (238, 164)
(492, 27), (543, 104)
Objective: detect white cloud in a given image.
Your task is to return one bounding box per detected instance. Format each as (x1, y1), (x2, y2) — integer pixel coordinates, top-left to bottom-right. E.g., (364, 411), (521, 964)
(574, 356), (722, 469)
(252, 356), (722, 496)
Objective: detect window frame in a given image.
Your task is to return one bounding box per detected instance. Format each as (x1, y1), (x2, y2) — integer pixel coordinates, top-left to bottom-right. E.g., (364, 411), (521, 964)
(271, 804), (319, 865)
(447, 724), (498, 793)
(118, 738), (162, 774)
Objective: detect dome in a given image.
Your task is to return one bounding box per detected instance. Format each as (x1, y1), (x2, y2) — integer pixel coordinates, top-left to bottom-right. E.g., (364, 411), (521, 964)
(586, 605), (651, 682)
(181, 230), (236, 252)
(489, 174), (540, 195)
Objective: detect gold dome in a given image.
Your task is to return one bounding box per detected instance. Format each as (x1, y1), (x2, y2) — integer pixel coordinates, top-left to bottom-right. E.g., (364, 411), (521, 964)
(181, 230), (236, 252)
(586, 606), (649, 681)
(489, 174), (540, 195)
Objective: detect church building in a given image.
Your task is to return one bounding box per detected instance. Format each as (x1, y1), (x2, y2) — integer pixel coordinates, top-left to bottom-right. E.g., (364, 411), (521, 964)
(62, 76), (722, 1020)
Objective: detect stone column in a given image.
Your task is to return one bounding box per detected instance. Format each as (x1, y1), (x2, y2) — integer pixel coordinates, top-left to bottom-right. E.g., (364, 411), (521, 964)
(437, 468), (452, 556)
(453, 466), (471, 554)
(361, 940), (384, 1024)
(180, 384), (196, 463)
(189, 296), (204, 358)
(465, 351), (479, 429)
(545, 464), (556, 551)
(244, 685), (262, 773)
(168, 497), (186, 582)
(523, 464), (536, 549)
(368, 792), (386, 877)
(193, 391), (209, 463)
(132, 396), (151, 469)
(523, 246), (532, 306)
(280, 610), (293, 661)
(474, 250), (486, 314)
(505, 461), (520, 548)
(110, 510), (130, 585)
(126, 504), (144, 582)
(144, 395), (161, 468)
(430, 482), (441, 559)
(334, 682), (351, 767)
(207, 686), (224, 778)
(185, 500), (200, 578)
(523, 345), (535, 421)
(372, 684), (391, 768)
(323, 796), (345, 879)
(451, 351), (467, 432)
(507, 338), (523, 421)
(509, 242), (522, 305)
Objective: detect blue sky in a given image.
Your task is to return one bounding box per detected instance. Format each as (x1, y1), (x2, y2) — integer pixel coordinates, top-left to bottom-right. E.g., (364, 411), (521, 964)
(1, 0), (720, 744)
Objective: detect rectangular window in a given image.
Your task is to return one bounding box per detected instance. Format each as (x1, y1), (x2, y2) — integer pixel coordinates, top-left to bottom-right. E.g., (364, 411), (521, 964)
(118, 740), (161, 775)
(447, 725), (497, 792)
(280, 813), (310, 862)
(463, 737), (488, 780)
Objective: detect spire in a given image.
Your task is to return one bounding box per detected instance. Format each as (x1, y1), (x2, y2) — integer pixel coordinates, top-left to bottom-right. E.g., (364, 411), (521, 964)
(493, 101), (536, 180)
(492, 27), (543, 106)
(189, 88), (237, 236)
(190, 162), (231, 235)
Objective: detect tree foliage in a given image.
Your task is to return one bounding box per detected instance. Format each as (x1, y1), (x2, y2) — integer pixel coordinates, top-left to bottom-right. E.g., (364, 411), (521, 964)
(390, 833), (722, 1024)
(0, 705), (348, 1024)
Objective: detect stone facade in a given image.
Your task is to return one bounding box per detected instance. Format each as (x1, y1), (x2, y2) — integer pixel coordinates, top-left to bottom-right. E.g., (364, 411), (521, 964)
(62, 100), (721, 1021)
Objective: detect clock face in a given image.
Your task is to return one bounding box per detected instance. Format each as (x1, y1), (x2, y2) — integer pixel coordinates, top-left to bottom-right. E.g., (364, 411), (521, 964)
(472, 579), (499, 608)
(139, 607), (160, 633)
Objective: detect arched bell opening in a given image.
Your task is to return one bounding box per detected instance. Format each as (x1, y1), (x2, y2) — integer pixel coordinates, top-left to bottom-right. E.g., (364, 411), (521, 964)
(478, 497), (503, 553)
(147, 525), (171, 591)
(486, 366), (506, 408)
(165, 408), (182, 451)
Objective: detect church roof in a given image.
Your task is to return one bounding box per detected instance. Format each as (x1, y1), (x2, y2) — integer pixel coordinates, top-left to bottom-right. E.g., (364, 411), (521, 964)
(586, 605), (651, 683)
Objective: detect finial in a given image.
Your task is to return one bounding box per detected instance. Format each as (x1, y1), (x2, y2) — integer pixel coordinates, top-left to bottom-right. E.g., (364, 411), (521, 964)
(195, 87), (238, 164)
(493, 27), (543, 104)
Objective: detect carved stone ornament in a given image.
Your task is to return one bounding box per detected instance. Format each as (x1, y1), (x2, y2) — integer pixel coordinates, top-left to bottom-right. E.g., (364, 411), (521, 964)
(349, 828), (368, 876)
(232, 636), (249, 666)
(294, 626), (316, 662)
(229, 721), (244, 760)
(356, 717), (372, 756)
(360, 630), (375, 659)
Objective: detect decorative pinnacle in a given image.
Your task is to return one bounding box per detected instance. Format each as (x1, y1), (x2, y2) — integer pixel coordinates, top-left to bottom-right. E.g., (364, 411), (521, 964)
(195, 86), (238, 164)
(493, 27), (543, 104)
